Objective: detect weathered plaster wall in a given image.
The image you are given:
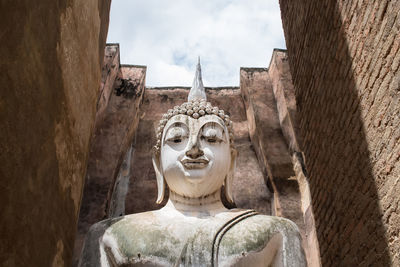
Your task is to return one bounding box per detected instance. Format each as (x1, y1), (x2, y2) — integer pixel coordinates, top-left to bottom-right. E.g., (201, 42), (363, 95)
(95, 44), (121, 127)
(280, 0), (399, 265)
(240, 67), (297, 213)
(240, 65), (313, 264)
(74, 64), (146, 266)
(0, 0), (111, 266)
(268, 50), (321, 266)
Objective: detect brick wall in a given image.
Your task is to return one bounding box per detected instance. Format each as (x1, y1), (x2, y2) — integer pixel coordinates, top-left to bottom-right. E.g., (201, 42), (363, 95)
(280, 0), (399, 265)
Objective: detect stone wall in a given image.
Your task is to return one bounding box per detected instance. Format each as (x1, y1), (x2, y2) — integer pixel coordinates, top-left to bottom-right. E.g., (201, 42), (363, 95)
(74, 60), (146, 266)
(240, 51), (320, 265)
(280, 0), (400, 265)
(0, 0), (111, 266)
(268, 50), (320, 266)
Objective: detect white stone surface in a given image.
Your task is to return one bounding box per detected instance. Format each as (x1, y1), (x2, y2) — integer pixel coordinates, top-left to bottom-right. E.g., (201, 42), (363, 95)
(188, 58), (207, 101)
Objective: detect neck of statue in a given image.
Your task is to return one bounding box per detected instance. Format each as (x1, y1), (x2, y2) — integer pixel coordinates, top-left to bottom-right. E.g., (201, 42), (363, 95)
(166, 189), (227, 217)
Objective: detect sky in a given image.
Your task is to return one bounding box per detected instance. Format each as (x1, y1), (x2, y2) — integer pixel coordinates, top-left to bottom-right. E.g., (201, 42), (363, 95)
(107, 0), (286, 87)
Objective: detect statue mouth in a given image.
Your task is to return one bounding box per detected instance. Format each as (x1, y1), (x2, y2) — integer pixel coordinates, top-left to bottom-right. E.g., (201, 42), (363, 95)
(181, 158), (209, 169)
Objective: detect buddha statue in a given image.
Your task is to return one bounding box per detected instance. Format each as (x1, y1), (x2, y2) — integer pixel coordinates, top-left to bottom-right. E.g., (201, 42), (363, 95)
(79, 59), (306, 267)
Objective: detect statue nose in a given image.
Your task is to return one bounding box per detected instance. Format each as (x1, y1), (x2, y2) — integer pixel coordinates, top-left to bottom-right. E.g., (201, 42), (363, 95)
(185, 142), (204, 158)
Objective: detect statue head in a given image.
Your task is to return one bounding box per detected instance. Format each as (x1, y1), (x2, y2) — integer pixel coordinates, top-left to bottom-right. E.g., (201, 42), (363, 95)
(152, 58), (237, 205)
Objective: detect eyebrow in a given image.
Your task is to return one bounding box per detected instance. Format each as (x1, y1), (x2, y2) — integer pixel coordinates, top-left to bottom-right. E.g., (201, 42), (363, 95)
(201, 121), (225, 131)
(163, 115), (189, 130)
(163, 122), (189, 139)
(162, 116), (226, 138)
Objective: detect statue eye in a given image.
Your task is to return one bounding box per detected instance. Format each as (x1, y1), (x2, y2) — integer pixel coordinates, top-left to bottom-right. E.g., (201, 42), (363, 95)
(166, 134), (186, 144)
(165, 126), (188, 144)
(201, 125), (224, 144)
(202, 133), (222, 143)
(204, 136), (217, 143)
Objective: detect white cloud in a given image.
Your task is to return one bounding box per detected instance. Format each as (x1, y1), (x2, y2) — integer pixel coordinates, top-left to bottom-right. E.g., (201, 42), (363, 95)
(107, 0), (286, 86)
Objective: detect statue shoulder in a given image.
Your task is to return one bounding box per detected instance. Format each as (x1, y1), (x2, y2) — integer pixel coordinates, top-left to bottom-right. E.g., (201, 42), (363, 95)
(221, 212), (302, 240)
(98, 211), (192, 266)
(79, 212), (161, 267)
(218, 214), (292, 252)
(248, 214), (302, 235)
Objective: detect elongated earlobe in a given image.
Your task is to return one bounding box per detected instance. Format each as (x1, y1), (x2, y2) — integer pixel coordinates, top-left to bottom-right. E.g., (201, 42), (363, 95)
(224, 148), (237, 205)
(224, 175), (234, 205)
(152, 154), (165, 204)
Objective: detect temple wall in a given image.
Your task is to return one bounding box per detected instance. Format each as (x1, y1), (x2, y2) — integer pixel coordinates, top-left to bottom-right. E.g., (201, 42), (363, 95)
(0, 0), (111, 266)
(73, 63), (146, 266)
(279, 0), (400, 265)
(5, 2), (398, 266)
(268, 50), (320, 266)
(240, 53), (319, 266)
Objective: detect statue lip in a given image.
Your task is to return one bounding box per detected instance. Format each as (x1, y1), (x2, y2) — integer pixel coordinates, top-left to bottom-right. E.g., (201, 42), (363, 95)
(181, 158), (209, 169)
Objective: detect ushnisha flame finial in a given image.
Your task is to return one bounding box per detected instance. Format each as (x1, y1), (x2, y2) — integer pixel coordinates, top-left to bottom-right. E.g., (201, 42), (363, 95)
(188, 57), (206, 101)
(153, 59), (234, 154)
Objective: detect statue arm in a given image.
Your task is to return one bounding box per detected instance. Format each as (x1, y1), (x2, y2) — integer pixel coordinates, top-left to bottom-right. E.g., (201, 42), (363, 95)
(226, 233), (283, 267)
(237, 221), (306, 267)
(100, 232), (126, 267)
(78, 219), (124, 267)
(99, 238), (113, 267)
(273, 218), (307, 267)
(219, 216), (306, 267)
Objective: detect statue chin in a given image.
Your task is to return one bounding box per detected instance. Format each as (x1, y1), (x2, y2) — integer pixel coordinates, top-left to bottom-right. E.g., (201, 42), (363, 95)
(165, 174), (225, 199)
(162, 149), (229, 197)
(182, 165), (212, 182)
(163, 162), (228, 198)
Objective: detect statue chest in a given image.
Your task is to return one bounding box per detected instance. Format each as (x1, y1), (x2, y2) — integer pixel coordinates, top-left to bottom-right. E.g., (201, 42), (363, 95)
(101, 211), (276, 266)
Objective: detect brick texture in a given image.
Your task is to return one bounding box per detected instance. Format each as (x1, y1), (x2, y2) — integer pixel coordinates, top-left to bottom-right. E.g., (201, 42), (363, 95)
(280, 0), (399, 265)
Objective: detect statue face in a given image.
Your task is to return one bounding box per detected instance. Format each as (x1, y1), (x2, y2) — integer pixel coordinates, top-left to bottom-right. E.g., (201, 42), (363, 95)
(160, 114), (232, 198)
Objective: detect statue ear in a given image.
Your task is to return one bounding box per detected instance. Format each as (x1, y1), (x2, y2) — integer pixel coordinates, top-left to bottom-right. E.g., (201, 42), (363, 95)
(152, 153), (165, 204)
(224, 148), (237, 205)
